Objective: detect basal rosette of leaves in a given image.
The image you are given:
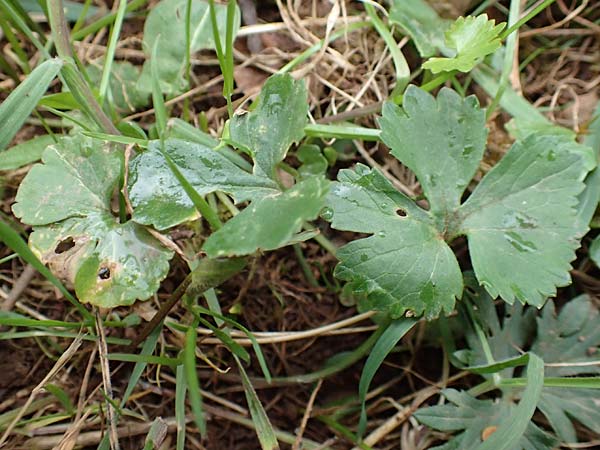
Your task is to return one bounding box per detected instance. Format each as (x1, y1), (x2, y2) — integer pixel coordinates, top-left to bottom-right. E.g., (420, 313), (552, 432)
(324, 85), (595, 320)
(415, 286), (600, 448)
(12, 134), (173, 308)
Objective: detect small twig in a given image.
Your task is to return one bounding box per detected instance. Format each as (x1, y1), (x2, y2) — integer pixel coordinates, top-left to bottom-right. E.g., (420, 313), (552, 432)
(0, 334), (83, 446)
(1, 264), (36, 312)
(292, 379), (323, 450)
(95, 311), (120, 450)
(127, 273), (193, 350)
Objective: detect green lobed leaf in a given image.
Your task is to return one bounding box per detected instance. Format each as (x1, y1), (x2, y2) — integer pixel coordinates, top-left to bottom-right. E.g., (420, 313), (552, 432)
(388, 0), (447, 57)
(326, 164), (462, 319)
(137, 0), (240, 94)
(0, 58), (62, 151)
(327, 86), (593, 318)
(379, 86), (487, 217)
(455, 294), (600, 443)
(459, 134), (590, 306)
(297, 144), (328, 179)
(415, 387), (556, 450)
(12, 135), (173, 307)
(12, 135), (121, 225)
(520, 296), (600, 443)
(0, 134), (56, 171)
(423, 15), (505, 74)
(459, 283), (536, 378)
(227, 73), (308, 179)
(203, 177), (329, 257)
(128, 138), (278, 230)
(532, 296), (600, 376)
(529, 295), (600, 443)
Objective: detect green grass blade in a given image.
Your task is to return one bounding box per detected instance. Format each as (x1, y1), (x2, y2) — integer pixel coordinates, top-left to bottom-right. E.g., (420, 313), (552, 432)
(0, 219), (92, 321)
(304, 123), (381, 142)
(197, 315), (250, 362)
(108, 353), (180, 366)
(194, 304), (272, 382)
(500, 376), (600, 389)
(83, 131), (148, 147)
(486, 0), (522, 120)
(71, 0), (147, 40)
(99, 0), (128, 102)
(150, 38), (168, 137)
(184, 322), (206, 435)
(156, 141), (222, 231)
(357, 318), (417, 438)
(0, 58), (62, 150)
(235, 356), (279, 450)
(364, 3), (409, 95)
(175, 364), (187, 450)
(120, 324), (164, 406)
(0, 0), (49, 57)
(476, 353), (544, 450)
(278, 21), (371, 74)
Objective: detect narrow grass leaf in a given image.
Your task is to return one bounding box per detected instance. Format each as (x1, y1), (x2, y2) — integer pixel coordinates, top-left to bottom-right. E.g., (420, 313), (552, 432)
(358, 318), (417, 437)
(194, 304), (272, 382)
(0, 58), (62, 150)
(121, 324), (164, 406)
(184, 323), (206, 435)
(150, 38), (168, 137)
(197, 316), (250, 362)
(476, 353), (544, 450)
(236, 356), (279, 450)
(175, 364), (187, 450)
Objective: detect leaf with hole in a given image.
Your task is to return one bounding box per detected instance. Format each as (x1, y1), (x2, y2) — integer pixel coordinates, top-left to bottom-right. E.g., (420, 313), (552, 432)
(12, 135), (173, 307)
(324, 86), (593, 319)
(137, 0), (240, 94)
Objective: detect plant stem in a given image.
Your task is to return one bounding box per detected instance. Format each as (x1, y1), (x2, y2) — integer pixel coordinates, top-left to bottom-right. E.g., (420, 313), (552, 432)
(47, 0), (119, 134)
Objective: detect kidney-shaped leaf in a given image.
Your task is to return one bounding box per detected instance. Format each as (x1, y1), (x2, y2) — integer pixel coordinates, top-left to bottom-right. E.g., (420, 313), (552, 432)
(326, 165), (462, 320)
(459, 135), (590, 306)
(12, 135), (173, 307)
(29, 212), (172, 308)
(12, 135), (121, 225)
(128, 139), (278, 230)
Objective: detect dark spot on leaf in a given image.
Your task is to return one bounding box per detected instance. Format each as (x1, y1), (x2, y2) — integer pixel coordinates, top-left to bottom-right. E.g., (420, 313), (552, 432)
(55, 237), (75, 254)
(396, 208), (407, 217)
(98, 267), (111, 280)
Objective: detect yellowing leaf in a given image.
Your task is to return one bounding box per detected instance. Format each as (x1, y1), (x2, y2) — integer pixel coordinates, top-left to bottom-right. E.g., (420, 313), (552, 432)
(12, 135), (173, 307)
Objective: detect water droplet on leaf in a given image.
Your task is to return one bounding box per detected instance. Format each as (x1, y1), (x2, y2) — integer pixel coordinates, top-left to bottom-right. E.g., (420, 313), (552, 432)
(320, 207), (334, 221)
